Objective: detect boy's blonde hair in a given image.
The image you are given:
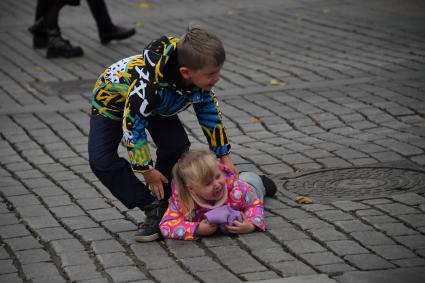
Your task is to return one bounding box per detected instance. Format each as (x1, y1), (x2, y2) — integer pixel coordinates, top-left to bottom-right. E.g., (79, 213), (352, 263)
(172, 150), (219, 219)
(177, 25), (226, 70)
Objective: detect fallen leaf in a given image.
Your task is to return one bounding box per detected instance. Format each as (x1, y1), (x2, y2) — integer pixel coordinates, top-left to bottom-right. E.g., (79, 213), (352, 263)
(270, 79), (280, 86)
(139, 1), (150, 9)
(35, 65), (44, 72)
(294, 196), (314, 204)
(251, 116), (261, 124)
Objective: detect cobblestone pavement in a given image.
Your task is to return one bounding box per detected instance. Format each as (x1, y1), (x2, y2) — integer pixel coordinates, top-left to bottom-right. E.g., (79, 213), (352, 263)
(1, 0), (425, 282)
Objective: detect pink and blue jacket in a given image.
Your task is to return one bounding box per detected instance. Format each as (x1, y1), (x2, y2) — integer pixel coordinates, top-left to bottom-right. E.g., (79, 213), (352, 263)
(159, 164), (265, 240)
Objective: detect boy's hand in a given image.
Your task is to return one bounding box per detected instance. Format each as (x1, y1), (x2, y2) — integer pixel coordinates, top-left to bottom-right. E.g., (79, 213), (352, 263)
(143, 169), (168, 200)
(195, 219), (218, 236)
(220, 154), (238, 177)
(224, 215), (255, 234)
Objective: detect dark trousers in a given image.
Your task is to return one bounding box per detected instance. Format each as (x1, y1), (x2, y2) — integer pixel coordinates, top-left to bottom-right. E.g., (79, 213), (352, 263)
(34, 0), (113, 32)
(88, 114), (190, 209)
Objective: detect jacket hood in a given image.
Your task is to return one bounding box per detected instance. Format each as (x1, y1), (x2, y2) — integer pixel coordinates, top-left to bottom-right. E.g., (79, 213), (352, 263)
(143, 36), (179, 84)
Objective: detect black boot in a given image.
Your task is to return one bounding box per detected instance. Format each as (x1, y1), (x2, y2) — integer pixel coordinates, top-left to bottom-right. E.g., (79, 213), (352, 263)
(135, 200), (168, 242)
(260, 175), (277, 197)
(46, 29), (83, 59)
(28, 18), (48, 49)
(99, 25), (136, 45)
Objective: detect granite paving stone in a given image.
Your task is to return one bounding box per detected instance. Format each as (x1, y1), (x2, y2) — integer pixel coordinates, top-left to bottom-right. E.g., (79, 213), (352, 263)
(2, 0), (425, 282)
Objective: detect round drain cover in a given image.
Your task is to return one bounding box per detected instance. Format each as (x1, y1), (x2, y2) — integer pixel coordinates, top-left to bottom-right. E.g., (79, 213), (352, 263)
(281, 167), (425, 203)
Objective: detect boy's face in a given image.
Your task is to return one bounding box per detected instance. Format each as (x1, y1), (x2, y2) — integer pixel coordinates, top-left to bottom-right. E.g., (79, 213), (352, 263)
(180, 63), (223, 91)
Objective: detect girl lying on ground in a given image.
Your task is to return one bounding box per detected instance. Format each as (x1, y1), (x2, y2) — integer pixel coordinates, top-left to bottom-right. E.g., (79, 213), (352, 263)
(159, 149), (276, 240)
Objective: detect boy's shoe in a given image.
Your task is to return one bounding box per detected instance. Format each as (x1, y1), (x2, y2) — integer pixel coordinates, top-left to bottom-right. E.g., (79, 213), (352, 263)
(135, 200), (168, 242)
(28, 18), (48, 49)
(46, 29), (83, 59)
(260, 175), (277, 197)
(99, 25), (136, 45)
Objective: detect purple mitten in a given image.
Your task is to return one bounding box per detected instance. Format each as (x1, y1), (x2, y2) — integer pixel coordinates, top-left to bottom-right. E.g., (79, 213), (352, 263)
(204, 205), (242, 225)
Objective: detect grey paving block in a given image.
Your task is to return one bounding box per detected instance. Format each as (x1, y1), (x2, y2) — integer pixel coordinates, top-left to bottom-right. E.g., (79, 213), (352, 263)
(77, 198), (110, 210)
(64, 264), (102, 282)
(334, 220), (373, 232)
(369, 245), (416, 260)
(337, 267), (425, 283)
(210, 245), (267, 274)
(268, 228), (309, 242)
(350, 231), (395, 246)
(61, 216), (98, 231)
(34, 227), (73, 242)
(180, 256), (222, 272)
(315, 210), (354, 222)
(391, 257), (425, 268)
(0, 224), (31, 239)
(270, 260), (317, 277)
(300, 252), (343, 266)
(273, 208), (311, 220)
(309, 229), (347, 242)
(88, 208), (124, 222)
(91, 240), (125, 255)
(50, 238), (85, 254)
(21, 262), (61, 280)
(4, 236), (43, 251)
(373, 222), (418, 236)
(283, 239), (327, 254)
(390, 193), (425, 205)
(375, 203), (419, 216)
(241, 270), (280, 281)
(394, 234), (425, 250)
(23, 215), (60, 229)
(15, 249), (51, 264)
(0, 273), (22, 283)
(148, 265), (199, 283)
(344, 254), (394, 270)
(74, 228), (113, 242)
(326, 240), (369, 256)
(50, 205), (86, 218)
(0, 259), (17, 274)
(397, 214), (425, 228)
(316, 263), (355, 274)
(96, 252), (134, 268)
(101, 219), (137, 233)
(252, 247), (295, 263)
(292, 218), (333, 230)
(60, 251), (93, 267)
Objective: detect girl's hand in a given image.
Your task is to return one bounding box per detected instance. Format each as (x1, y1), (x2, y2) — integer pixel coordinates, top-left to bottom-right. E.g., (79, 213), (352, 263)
(143, 169), (168, 200)
(195, 220), (218, 236)
(220, 154), (239, 177)
(224, 215), (255, 234)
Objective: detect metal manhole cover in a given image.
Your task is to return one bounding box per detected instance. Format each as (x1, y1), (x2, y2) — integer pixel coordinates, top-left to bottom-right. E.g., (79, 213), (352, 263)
(281, 167), (425, 203)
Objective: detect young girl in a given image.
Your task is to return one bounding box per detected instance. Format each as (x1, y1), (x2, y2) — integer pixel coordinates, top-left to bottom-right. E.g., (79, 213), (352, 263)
(159, 150), (274, 240)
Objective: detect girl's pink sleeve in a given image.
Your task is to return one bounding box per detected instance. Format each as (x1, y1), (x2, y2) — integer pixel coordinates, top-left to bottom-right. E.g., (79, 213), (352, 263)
(233, 180), (266, 231)
(159, 193), (200, 241)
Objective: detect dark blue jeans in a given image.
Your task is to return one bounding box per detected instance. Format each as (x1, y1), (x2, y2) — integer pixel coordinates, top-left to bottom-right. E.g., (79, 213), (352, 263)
(88, 114), (190, 209)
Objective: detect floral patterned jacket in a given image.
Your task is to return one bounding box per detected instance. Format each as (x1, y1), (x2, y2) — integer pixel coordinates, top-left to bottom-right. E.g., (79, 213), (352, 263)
(159, 164), (265, 240)
(91, 36), (230, 172)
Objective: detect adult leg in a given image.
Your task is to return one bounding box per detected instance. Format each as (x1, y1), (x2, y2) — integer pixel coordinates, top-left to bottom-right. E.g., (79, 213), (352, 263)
(88, 114), (155, 209)
(29, 0), (55, 48)
(86, 0), (136, 44)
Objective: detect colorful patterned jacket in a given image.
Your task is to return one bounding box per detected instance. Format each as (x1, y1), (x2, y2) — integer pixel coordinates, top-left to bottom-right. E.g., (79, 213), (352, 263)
(159, 164), (265, 240)
(91, 36), (230, 172)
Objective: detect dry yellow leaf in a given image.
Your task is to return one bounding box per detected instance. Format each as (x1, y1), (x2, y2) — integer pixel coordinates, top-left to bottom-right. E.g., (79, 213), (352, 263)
(294, 196), (314, 204)
(139, 1), (150, 9)
(270, 79), (280, 86)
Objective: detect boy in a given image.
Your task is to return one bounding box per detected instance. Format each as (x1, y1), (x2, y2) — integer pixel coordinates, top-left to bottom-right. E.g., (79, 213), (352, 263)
(88, 25), (237, 242)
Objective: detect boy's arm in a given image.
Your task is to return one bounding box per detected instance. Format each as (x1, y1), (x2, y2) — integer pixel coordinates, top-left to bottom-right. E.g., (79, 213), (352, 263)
(193, 91), (231, 157)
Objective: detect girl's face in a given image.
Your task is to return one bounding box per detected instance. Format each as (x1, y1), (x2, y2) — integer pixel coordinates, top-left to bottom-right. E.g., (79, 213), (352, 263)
(190, 167), (226, 203)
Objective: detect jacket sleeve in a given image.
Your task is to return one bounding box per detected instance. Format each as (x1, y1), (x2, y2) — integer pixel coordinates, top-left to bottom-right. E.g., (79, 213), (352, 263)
(122, 54), (160, 173)
(193, 91), (231, 156)
(232, 179), (266, 231)
(159, 190), (200, 241)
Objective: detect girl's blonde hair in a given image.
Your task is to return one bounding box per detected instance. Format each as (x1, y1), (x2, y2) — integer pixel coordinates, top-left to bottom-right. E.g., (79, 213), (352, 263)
(177, 25), (226, 70)
(172, 150), (219, 219)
